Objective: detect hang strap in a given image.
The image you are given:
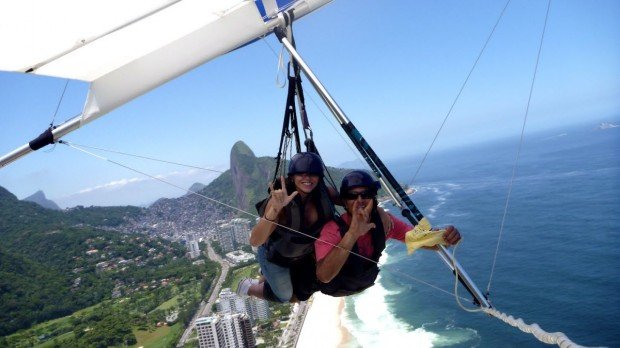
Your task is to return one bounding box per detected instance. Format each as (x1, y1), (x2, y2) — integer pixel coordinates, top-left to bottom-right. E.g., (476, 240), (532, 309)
(272, 18), (315, 183)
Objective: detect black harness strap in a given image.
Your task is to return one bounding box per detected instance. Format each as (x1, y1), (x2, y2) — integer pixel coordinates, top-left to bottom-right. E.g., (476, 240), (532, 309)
(273, 69), (302, 182)
(270, 17), (339, 203)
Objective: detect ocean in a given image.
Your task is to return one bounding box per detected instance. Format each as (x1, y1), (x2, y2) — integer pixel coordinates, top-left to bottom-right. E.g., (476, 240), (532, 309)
(339, 122), (620, 347)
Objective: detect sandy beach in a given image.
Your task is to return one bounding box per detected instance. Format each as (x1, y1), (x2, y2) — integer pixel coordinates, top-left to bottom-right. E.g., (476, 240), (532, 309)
(296, 293), (352, 348)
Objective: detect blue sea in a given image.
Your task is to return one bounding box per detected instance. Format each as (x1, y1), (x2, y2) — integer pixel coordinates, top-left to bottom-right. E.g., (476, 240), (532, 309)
(339, 122), (620, 347)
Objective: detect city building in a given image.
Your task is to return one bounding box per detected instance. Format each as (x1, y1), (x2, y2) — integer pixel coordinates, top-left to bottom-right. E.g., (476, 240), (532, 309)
(186, 233), (201, 259)
(229, 218), (251, 245)
(195, 313), (255, 348)
(195, 316), (224, 348)
(225, 250), (255, 265)
(215, 223), (236, 253)
(221, 313), (255, 348)
(215, 288), (270, 325)
(248, 297), (271, 324)
(215, 288), (248, 315)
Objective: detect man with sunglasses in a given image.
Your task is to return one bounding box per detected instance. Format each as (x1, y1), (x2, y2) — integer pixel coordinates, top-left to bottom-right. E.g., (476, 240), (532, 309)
(315, 170), (461, 297)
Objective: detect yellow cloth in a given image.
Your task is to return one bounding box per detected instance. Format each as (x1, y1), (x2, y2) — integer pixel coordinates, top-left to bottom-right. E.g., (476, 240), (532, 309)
(405, 217), (446, 254)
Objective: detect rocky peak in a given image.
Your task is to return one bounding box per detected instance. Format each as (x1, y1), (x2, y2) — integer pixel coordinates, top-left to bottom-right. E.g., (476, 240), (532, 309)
(230, 141), (267, 212)
(186, 182), (207, 195)
(23, 190), (60, 210)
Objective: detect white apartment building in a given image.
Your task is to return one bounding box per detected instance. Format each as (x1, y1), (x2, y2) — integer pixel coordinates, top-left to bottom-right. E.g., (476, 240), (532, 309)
(195, 316), (224, 348)
(215, 288), (248, 314)
(186, 232), (201, 259)
(225, 250), (255, 265)
(229, 218), (251, 245)
(216, 223), (236, 253)
(196, 313), (255, 348)
(252, 298), (271, 321)
(215, 288), (270, 325)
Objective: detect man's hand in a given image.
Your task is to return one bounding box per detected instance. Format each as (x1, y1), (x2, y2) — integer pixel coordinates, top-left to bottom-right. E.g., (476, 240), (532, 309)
(347, 198), (376, 239)
(442, 225), (461, 245)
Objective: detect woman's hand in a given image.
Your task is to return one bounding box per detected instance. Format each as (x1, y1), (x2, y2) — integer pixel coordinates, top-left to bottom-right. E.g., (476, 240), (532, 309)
(265, 176), (298, 220)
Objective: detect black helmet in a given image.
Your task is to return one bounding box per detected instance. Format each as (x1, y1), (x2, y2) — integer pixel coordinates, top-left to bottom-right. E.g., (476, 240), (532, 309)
(288, 152), (324, 177)
(340, 170), (380, 194)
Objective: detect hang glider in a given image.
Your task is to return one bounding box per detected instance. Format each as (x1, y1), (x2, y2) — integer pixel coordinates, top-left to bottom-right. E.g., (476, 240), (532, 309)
(0, 0), (331, 167)
(0, 1), (593, 346)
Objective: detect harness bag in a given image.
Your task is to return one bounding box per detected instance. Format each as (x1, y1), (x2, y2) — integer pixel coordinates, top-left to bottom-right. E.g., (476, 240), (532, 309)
(256, 182), (334, 268)
(319, 209), (386, 297)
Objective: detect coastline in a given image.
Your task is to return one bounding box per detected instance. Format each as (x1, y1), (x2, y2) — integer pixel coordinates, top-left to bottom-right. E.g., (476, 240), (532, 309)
(296, 293), (352, 348)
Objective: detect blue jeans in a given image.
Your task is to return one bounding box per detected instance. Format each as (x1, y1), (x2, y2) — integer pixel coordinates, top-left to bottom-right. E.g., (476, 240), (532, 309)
(258, 245), (293, 302)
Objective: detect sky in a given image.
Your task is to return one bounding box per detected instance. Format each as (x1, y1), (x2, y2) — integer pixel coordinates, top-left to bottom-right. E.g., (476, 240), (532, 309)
(0, 0), (618, 208)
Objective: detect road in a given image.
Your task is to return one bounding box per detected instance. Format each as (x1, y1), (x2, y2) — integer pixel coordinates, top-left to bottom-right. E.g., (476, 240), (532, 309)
(177, 243), (230, 347)
(278, 301), (309, 348)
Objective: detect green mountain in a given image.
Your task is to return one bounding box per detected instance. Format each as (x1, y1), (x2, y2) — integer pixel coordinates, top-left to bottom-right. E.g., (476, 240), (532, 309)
(227, 140), (275, 212)
(0, 186), (205, 337)
(0, 141), (357, 337)
(196, 140), (351, 215)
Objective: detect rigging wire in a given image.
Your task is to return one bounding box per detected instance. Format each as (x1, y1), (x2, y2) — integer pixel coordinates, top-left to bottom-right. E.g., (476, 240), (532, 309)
(486, 0), (552, 293)
(41, 80), (71, 154)
(60, 140), (469, 302)
(261, 36), (287, 88)
(406, 0), (512, 188)
(50, 80), (70, 127)
(59, 141), (225, 174)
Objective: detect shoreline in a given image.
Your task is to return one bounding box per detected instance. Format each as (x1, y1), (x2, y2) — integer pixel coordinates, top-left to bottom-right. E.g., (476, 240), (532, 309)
(296, 293), (352, 347)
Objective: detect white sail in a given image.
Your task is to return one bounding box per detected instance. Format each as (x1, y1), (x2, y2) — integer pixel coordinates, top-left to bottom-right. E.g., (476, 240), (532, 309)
(78, 0), (267, 124)
(0, 0), (331, 167)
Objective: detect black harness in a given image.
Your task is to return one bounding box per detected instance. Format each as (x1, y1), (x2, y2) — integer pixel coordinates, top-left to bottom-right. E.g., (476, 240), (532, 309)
(319, 208), (386, 297)
(257, 182), (334, 267)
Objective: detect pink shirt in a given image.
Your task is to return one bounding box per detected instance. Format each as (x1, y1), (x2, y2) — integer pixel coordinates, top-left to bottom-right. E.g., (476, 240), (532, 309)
(315, 213), (411, 262)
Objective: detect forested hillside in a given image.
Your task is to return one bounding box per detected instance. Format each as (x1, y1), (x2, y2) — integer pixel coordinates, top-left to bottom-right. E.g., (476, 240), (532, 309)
(0, 186), (215, 339)
(0, 140), (360, 343)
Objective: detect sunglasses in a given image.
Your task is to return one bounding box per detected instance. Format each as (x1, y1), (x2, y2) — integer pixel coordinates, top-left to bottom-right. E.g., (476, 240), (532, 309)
(342, 190), (376, 200)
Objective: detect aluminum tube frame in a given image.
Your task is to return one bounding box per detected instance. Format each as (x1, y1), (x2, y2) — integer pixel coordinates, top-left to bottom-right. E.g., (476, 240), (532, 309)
(0, 144), (33, 169)
(277, 33), (491, 308)
(0, 114), (82, 168)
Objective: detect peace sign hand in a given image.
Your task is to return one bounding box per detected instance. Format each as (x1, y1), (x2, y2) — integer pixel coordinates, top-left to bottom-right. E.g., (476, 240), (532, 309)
(348, 198), (376, 239)
(268, 176), (298, 214)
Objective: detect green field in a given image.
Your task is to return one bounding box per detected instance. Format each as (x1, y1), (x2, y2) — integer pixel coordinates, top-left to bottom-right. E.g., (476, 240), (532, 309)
(130, 322), (182, 348)
(5, 303), (102, 348)
(154, 295), (179, 312)
(3, 282), (202, 348)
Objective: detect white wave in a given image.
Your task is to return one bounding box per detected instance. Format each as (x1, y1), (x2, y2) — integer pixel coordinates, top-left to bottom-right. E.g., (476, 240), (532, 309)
(419, 185), (452, 219)
(445, 212), (470, 218)
(431, 326), (479, 347)
(341, 248), (480, 348)
(341, 274), (439, 348)
(540, 133), (568, 141)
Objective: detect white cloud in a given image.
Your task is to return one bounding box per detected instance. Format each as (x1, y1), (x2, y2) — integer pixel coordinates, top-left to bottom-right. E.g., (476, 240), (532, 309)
(54, 165), (227, 208)
(76, 177), (146, 194)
